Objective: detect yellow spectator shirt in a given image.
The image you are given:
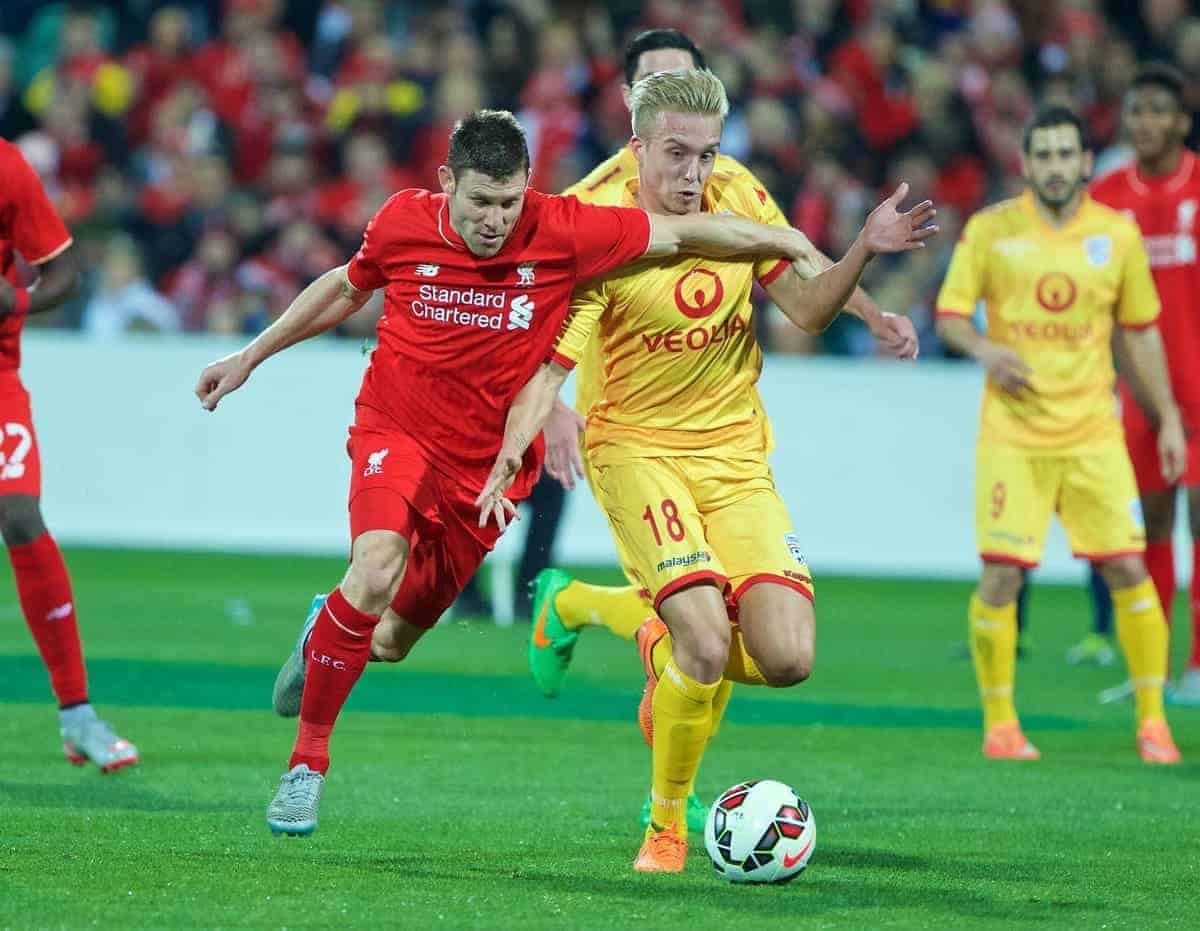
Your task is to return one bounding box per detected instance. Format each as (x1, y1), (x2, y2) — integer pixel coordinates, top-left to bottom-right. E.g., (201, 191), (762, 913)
(553, 163), (791, 463)
(936, 191), (1160, 452)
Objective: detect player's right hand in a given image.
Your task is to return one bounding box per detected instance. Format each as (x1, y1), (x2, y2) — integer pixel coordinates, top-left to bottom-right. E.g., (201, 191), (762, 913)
(475, 450), (523, 530)
(977, 342), (1035, 397)
(195, 353), (252, 411)
(1158, 412), (1187, 484)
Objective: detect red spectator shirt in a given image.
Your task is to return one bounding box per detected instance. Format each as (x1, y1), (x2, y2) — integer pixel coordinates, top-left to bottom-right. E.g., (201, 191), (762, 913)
(346, 187), (651, 485)
(1092, 152), (1200, 418)
(0, 140), (73, 373)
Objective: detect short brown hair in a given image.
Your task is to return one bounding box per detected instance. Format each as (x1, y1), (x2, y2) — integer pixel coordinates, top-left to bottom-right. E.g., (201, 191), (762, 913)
(446, 110), (529, 179)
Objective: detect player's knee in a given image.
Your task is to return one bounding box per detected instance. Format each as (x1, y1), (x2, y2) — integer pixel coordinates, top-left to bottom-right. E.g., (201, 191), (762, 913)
(1099, 556), (1146, 591)
(0, 496), (46, 548)
(371, 638), (411, 663)
(682, 623), (731, 682)
(978, 563), (1023, 605)
(760, 650), (813, 688)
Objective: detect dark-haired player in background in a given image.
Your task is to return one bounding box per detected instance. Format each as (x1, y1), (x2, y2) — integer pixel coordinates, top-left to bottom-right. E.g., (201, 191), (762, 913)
(937, 107), (1183, 765)
(0, 139), (138, 772)
(1086, 63), (1200, 705)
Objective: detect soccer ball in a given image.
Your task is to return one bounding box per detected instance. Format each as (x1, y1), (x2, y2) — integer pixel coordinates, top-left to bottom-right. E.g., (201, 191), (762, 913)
(704, 780), (816, 884)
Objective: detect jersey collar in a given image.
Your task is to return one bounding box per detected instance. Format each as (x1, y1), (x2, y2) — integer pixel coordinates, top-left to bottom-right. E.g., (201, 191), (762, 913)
(1019, 189), (1093, 233)
(1130, 150), (1195, 195)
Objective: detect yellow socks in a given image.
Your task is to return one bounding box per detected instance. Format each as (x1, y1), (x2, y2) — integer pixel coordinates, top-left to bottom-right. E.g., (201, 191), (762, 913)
(707, 678), (734, 740)
(969, 593), (1018, 731)
(1112, 578), (1168, 726)
(554, 582), (649, 640)
(650, 660), (719, 831)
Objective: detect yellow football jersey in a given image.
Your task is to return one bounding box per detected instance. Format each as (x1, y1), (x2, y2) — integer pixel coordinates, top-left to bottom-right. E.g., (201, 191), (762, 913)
(937, 191), (1160, 452)
(562, 148), (789, 423)
(552, 166), (791, 463)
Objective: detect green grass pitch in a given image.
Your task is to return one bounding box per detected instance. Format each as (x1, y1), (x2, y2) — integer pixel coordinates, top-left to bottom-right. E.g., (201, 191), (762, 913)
(1, 548), (1197, 929)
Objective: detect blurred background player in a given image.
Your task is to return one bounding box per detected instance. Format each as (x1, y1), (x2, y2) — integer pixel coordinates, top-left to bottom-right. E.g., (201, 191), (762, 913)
(936, 106), (1184, 765)
(0, 138), (137, 772)
(478, 68), (936, 872)
(1084, 63), (1200, 705)
(525, 28), (918, 832)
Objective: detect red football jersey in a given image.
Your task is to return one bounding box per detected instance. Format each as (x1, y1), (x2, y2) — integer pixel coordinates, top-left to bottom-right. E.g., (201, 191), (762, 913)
(1091, 152), (1200, 415)
(346, 187), (651, 483)
(0, 139), (74, 373)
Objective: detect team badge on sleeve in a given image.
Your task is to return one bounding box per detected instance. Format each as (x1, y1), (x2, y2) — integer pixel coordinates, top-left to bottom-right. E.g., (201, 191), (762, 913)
(784, 532), (805, 565)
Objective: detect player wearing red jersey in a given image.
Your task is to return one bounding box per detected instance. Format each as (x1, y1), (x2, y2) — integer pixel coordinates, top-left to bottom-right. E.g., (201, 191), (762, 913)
(196, 109), (827, 836)
(0, 139), (138, 772)
(1090, 64), (1200, 702)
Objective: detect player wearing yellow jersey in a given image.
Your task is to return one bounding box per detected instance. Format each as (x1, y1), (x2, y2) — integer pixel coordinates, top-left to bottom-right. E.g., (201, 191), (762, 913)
(527, 32), (918, 834)
(477, 69), (936, 872)
(935, 106), (1184, 765)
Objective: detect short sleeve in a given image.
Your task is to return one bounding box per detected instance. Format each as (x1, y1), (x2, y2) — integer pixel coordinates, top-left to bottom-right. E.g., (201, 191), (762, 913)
(749, 182), (793, 286)
(935, 216), (986, 317)
(569, 199), (652, 280)
(1116, 232), (1161, 329)
(551, 282), (608, 370)
(346, 193), (404, 291)
(5, 146), (72, 265)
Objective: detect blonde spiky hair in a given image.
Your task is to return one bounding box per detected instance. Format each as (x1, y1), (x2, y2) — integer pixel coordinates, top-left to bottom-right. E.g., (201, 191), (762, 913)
(629, 68), (729, 138)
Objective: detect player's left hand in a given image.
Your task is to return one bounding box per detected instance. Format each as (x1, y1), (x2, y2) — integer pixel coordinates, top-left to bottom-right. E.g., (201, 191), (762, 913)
(861, 183), (938, 255)
(1158, 412), (1187, 484)
(544, 403), (586, 490)
(475, 451), (523, 530)
(869, 311), (919, 360)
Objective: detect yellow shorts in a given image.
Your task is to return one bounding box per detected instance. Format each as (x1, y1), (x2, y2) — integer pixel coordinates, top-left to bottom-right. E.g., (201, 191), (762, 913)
(975, 440), (1145, 568)
(591, 453), (814, 611)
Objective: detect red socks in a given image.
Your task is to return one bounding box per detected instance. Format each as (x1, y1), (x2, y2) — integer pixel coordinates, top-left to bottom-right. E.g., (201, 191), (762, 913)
(1190, 546), (1200, 669)
(289, 587), (379, 774)
(8, 533), (87, 707)
(1144, 539), (1175, 628)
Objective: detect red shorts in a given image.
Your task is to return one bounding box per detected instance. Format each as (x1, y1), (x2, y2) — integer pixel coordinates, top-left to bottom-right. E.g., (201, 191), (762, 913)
(1122, 392), (1200, 494)
(346, 418), (538, 630)
(0, 375), (42, 497)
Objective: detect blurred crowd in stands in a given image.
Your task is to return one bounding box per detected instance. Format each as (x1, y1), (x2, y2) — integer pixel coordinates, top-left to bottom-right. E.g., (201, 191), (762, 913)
(1, 0), (1196, 355)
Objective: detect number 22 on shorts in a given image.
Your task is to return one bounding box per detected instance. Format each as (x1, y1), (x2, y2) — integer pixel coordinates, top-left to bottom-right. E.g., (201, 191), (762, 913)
(642, 498), (686, 546)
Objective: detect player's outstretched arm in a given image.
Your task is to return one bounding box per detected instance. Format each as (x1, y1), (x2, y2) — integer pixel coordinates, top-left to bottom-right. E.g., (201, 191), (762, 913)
(1117, 325), (1186, 482)
(644, 212), (814, 262)
(476, 361), (572, 528)
(195, 264), (371, 411)
(0, 247), (80, 317)
(765, 184), (936, 334)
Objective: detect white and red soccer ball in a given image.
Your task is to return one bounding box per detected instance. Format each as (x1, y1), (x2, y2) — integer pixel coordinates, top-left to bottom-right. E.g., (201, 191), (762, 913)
(704, 780), (816, 883)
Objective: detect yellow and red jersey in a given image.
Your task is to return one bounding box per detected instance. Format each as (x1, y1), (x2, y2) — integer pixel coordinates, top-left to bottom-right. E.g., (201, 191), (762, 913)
(552, 163), (790, 464)
(936, 191), (1160, 452)
(561, 148), (789, 429)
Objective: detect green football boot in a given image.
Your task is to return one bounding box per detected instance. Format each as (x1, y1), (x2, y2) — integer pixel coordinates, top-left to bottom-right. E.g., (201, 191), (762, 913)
(528, 569), (578, 697)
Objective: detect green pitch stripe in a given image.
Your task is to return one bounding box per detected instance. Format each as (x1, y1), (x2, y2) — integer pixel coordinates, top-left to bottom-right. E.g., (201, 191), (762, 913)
(0, 654), (1084, 731)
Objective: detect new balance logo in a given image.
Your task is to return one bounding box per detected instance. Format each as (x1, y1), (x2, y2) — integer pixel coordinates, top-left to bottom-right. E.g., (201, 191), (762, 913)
(415, 264), (440, 277)
(507, 295), (534, 330)
(516, 262), (536, 286)
(45, 602), (73, 621)
(363, 448), (389, 477)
